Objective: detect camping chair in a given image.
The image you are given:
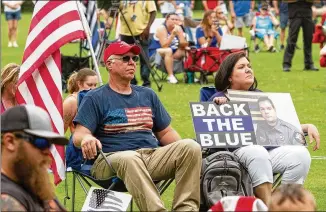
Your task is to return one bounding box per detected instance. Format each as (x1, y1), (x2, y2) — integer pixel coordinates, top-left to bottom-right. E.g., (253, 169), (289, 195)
(184, 48), (245, 84)
(149, 17), (201, 83)
(69, 156), (174, 211)
(199, 86), (283, 191)
(249, 12), (280, 53)
(64, 90), (174, 211)
(149, 44), (186, 82)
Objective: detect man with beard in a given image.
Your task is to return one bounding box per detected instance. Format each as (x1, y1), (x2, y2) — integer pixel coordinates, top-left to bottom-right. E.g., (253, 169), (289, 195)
(255, 96), (305, 146)
(1, 105), (68, 211)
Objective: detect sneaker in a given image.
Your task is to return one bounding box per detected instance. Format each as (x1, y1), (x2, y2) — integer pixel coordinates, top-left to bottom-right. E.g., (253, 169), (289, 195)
(167, 75), (178, 84)
(8, 42), (12, 47)
(270, 46), (276, 53)
(268, 46), (276, 52)
(12, 41), (18, 48)
(254, 45), (260, 53)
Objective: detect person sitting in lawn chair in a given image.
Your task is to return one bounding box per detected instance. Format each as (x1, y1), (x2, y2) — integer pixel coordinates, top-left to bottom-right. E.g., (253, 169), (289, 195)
(251, 2), (279, 53)
(208, 51), (320, 205)
(73, 41), (202, 211)
(148, 12), (188, 84)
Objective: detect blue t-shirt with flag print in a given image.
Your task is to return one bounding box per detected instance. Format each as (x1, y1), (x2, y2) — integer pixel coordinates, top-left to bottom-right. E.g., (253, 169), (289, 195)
(74, 84), (171, 153)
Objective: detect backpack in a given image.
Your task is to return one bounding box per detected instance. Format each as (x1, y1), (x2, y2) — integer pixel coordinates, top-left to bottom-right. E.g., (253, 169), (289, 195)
(200, 151), (253, 209)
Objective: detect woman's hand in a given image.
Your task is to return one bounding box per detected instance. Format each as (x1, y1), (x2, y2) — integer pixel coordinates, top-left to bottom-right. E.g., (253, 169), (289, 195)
(213, 97), (228, 105)
(302, 124), (320, 151)
(172, 25), (182, 36)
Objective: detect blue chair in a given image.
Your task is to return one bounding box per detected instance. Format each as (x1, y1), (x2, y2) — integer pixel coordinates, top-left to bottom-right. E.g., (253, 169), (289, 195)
(199, 86), (217, 102)
(65, 89), (174, 211)
(199, 86), (283, 190)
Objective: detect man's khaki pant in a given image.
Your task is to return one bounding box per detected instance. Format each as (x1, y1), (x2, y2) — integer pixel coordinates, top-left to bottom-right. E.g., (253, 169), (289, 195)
(91, 139), (202, 211)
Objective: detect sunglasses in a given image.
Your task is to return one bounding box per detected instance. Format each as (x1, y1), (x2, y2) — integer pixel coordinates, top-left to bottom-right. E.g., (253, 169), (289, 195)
(14, 133), (52, 150)
(111, 55), (139, 63)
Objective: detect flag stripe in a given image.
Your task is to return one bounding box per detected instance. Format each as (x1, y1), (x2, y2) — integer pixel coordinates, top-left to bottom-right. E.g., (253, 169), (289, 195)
(33, 65), (63, 134)
(29, 1), (66, 33)
(19, 29), (85, 84)
(32, 1), (49, 20)
(45, 54), (63, 97)
(50, 145), (66, 180)
(25, 1), (81, 51)
(24, 11), (81, 61)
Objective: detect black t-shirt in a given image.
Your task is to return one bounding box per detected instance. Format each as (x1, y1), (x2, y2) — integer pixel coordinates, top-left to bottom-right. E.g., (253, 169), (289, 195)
(288, 0), (313, 18)
(1, 174), (44, 211)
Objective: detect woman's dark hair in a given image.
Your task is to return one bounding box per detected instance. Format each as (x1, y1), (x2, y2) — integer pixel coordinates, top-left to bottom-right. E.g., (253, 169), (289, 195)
(214, 51), (258, 92)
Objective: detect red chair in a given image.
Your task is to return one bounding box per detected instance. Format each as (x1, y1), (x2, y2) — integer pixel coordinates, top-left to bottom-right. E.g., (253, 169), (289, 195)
(184, 47), (245, 84)
(320, 55), (326, 67)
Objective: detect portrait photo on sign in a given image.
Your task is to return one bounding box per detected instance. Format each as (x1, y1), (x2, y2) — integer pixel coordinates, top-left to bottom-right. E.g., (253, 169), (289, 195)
(227, 90), (307, 147)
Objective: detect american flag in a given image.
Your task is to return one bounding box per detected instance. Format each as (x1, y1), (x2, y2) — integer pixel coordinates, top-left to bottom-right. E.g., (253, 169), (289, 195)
(82, 187), (132, 211)
(209, 196), (268, 212)
(102, 107), (153, 134)
(16, 0), (86, 185)
(81, 0), (102, 58)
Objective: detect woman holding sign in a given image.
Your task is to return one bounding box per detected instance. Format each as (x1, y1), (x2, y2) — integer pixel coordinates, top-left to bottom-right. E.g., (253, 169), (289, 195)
(208, 51), (320, 205)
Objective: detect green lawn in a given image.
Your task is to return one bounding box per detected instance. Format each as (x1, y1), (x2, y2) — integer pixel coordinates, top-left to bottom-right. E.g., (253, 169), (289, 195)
(1, 11), (325, 211)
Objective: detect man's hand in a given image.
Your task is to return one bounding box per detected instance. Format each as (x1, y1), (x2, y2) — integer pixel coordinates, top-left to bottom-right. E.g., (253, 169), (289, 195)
(81, 135), (102, 160)
(275, 8), (280, 16)
(140, 27), (150, 40)
(306, 124), (320, 151)
(213, 97), (228, 105)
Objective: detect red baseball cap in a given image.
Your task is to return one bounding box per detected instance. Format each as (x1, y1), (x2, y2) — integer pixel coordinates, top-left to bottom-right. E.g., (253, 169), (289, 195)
(103, 41), (141, 62)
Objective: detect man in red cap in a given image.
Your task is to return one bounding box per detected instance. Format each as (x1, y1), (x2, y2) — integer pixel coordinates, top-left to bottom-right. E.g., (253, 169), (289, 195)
(73, 41), (202, 211)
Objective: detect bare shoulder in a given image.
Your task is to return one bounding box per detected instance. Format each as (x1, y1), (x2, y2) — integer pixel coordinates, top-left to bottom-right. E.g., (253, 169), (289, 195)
(63, 95), (78, 106)
(1, 194), (27, 211)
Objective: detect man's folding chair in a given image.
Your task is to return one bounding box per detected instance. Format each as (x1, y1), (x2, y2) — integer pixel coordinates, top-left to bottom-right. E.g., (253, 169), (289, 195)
(69, 160), (174, 211)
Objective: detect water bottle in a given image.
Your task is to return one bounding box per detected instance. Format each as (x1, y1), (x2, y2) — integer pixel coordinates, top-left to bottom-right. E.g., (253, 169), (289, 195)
(187, 72), (194, 84)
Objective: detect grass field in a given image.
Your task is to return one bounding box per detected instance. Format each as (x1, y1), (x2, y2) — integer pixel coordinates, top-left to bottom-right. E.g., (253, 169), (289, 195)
(1, 11), (325, 211)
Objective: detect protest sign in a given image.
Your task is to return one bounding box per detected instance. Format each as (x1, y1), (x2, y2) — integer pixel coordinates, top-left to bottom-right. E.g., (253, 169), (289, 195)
(190, 102), (256, 148)
(82, 187), (132, 211)
(227, 90), (306, 147)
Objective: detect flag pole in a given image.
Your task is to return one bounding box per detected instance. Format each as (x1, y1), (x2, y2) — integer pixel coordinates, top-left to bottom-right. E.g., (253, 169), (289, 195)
(76, 1), (103, 86)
